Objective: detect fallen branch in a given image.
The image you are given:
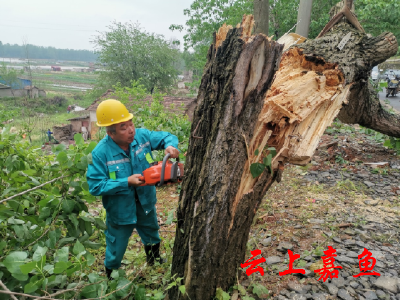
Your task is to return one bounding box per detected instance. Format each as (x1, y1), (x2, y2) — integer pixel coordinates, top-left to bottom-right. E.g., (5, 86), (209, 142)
(0, 175), (66, 204)
(0, 280), (18, 300)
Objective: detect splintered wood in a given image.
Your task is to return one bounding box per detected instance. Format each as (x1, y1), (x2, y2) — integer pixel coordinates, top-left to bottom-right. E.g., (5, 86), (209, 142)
(239, 47), (348, 196)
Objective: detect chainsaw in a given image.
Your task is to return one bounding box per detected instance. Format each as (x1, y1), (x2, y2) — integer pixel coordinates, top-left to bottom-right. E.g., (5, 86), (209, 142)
(139, 153), (184, 187)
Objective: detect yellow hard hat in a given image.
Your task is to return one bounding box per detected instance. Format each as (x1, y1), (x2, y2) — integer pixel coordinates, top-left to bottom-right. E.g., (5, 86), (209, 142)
(96, 99), (133, 127)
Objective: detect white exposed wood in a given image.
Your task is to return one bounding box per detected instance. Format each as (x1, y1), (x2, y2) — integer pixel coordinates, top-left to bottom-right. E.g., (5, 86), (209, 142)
(236, 48), (348, 197)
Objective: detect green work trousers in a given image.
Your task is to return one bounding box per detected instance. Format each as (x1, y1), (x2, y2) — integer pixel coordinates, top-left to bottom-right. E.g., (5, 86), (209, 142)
(104, 200), (160, 270)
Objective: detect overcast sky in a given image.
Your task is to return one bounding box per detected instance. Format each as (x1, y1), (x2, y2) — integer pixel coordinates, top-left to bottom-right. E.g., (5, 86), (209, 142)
(0, 0), (191, 51)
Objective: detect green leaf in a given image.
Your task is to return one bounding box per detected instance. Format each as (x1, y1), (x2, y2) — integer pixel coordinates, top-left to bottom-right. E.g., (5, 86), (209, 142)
(85, 252), (96, 266)
(268, 147), (277, 157)
(55, 247), (69, 262)
(24, 281), (41, 294)
(20, 261), (37, 275)
(237, 284), (246, 296)
(33, 246), (48, 262)
(83, 241), (102, 250)
(62, 199), (75, 214)
(165, 209), (174, 225)
(179, 285), (186, 295)
(80, 284), (98, 298)
(3, 251), (28, 281)
(78, 232), (90, 243)
(73, 240), (86, 256)
(7, 216), (25, 225)
(65, 264), (80, 276)
(215, 287), (230, 300)
(58, 237), (75, 247)
(39, 207), (51, 220)
(116, 278), (132, 297)
(84, 141), (97, 155)
(54, 261), (72, 274)
(46, 230), (57, 248)
(134, 285), (146, 300)
(56, 151), (68, 164)
(74, 134), (84, 145)
(252, 283), (269, 297)
(85, 220), (93, 236)
(111, 269), (119, 279)
(82, 182), (89, 191)
(0, 241), (6, 252)
(254, 149), (259, 156)
(69, 214), (79, 229)
(94, 218), (107, 230)
(383, 139), (392, 147)
(263, 154), (272, 166)
(37, 196), (53, 207)
(250, 163), (265, 179)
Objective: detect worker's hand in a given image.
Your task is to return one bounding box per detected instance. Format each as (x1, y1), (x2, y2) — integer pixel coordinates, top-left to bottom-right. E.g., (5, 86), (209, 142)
(128, 174), (145, 187)
(165, 146), (179, 158)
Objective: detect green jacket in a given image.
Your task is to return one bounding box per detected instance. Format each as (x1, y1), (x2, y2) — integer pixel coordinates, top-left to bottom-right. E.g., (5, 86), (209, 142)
(87, 129), (178, 225)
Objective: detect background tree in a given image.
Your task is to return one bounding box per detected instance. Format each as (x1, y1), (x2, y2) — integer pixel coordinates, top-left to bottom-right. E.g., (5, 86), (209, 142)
(296, 0), (313, 37)
(92, 21), (180, 92)
(0, 42), (97, 61)
(172, 0), (400, 89)
(0, 62), (22, 97)
(253, 0), (269, 34)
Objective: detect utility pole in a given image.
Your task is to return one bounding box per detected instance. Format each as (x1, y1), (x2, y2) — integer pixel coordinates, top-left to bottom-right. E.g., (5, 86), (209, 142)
(295, 0), (313, 38)
(253, 0), (269, 35)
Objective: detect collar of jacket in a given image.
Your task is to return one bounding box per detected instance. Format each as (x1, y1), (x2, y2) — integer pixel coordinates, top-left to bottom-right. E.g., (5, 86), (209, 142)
(105, 134), (138, 157)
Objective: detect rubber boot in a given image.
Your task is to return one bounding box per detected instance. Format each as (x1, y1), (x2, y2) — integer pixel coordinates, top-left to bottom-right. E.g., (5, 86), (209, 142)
(105, 267), (112, 279)
(144, 243), (164, 266)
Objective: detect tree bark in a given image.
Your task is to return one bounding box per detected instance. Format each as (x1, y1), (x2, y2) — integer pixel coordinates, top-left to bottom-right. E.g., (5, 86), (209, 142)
(253, 0), (269, 35)
(298, 22), (399, 136)
(296, 0), (313, 38)
(169, 16), (283, 300)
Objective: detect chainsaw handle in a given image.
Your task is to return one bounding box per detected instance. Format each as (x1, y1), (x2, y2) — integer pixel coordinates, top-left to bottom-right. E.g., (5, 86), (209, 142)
(138, 176), (145, 182)
(159, 153), (171, 187)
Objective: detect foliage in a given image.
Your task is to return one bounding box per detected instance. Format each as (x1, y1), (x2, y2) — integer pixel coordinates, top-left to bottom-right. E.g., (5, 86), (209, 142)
(0, 41), (97, 62)
(92, 21), (180, 92)
(0, 104), (17, 124)
(172, 0), (399, 91)
(356, 0), (400, 42)
(170, 0), (253, 89)
(0, 62), (23, 89)
(384, 137), (400, 154)
(250, 147), (277, 178)
(48, 95), (68, 107)
(0, 133), (111, 297)
(112, 81), (192, 161)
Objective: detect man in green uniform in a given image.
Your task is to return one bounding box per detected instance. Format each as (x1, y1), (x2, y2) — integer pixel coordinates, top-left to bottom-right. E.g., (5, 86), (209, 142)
(86, 99), (179, 278)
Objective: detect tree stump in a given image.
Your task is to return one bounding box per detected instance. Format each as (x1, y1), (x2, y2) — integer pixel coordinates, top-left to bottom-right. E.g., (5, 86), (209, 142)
(169, 2), (398, 298)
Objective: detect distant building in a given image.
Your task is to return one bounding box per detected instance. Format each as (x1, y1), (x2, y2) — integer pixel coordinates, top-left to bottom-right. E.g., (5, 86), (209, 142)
(0, 77), (32, 89)
(51, 66), (61, 71)
(0, 77), (46, 98)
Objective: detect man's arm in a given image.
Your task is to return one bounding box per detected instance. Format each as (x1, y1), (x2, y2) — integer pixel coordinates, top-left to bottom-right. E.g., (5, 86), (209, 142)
(87, 152), (131, 196)
(147, 129), (179, 154)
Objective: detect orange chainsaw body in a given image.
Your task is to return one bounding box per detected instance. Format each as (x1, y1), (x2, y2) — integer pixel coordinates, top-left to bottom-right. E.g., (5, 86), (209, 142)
(139, 154), (184, 186)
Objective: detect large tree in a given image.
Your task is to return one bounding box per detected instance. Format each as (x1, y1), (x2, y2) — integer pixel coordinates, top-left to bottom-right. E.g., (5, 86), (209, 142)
(168, 0), (398, 299)
(92, 21), (180, 92)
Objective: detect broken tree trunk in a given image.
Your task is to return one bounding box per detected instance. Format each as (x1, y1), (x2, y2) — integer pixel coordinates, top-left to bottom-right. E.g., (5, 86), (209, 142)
(169, 15), (284, 300)
(300, 1), (399, 137)
(169, 14), (347, 298)
(169, 2), (398, 298)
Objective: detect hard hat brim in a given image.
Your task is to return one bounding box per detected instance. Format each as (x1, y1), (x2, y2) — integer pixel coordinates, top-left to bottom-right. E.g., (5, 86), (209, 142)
(96, 113), (134, 127)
